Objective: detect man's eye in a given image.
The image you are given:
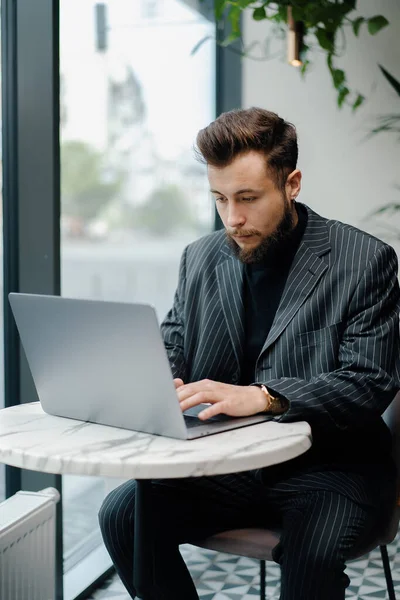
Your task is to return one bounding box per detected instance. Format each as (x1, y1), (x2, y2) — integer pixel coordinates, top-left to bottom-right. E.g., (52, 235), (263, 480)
(242, 197), (256, 202)
(215, 197), (227, 203)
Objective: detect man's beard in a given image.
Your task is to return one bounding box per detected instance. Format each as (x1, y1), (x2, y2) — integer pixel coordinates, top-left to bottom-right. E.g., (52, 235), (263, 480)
(226, 199), (296, 264)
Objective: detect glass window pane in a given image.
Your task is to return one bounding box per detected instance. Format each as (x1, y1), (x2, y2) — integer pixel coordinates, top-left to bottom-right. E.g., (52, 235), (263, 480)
(0, 0), (5, 503)
(60, 0), (215, 589)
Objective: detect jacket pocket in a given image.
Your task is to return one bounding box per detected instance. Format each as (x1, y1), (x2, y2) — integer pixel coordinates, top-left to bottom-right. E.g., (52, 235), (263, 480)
(297, 322), (343, 348)
(294, 322), (343, 377)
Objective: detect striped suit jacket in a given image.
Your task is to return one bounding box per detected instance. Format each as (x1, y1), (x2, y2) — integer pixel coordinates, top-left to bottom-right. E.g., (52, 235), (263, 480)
(161, 204), (400, 464)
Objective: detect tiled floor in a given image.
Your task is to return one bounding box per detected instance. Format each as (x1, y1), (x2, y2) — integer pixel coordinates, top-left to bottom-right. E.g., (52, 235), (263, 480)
(87, 534), (400, 599)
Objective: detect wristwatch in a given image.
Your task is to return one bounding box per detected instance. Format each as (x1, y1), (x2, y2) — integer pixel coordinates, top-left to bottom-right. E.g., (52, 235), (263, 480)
(258, 384), (288, 415)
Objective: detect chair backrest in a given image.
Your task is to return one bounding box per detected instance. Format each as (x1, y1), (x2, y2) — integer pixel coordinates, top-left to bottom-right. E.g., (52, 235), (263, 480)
(380, 391), (400, 544)
(383, 391), (400, 471)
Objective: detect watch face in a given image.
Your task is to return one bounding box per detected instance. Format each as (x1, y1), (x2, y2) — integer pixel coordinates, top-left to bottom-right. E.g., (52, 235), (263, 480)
(274, 396), (289, 414)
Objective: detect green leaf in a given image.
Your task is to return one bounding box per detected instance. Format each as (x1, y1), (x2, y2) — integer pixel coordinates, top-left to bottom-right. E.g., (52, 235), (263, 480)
(315, 28), (334, 52)
(220, 31), (241, 46)
(300, 60), (310, 77)
(272, 5), (287, 23)
(253, 6), (266, 21)
(378, 65), (400, 97)
(299, 41), (309, 62)
(370, 203), (400, 216)
(229, 6), (241, 34)
(333, 69), (345, 89)
(352, 94), (365, 111)
(352, 17), (364, 36)
(214, 0), (227, 21)
(367, 15), (389, 35)
(291, 6), (303, 22)
(368, 114), (400, 138)
(337, 86), (350, 107)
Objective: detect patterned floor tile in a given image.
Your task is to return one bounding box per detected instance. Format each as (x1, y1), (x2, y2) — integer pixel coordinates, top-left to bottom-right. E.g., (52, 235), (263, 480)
(86, 533), (400, 599)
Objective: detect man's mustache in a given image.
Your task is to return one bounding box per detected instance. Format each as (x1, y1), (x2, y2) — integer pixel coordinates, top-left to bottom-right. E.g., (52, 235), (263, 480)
(226, 229), (262, 237)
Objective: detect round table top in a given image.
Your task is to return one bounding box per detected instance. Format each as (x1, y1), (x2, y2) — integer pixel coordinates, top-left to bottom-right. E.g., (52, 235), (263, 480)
(0, 403), (312, 479)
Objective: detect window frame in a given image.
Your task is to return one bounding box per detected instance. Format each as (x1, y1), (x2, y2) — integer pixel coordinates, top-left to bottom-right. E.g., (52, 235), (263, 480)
(1, 1), (241, 597)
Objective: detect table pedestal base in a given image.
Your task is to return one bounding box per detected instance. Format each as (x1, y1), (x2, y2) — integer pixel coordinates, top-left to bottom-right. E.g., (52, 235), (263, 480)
(133, 479), (153, 599)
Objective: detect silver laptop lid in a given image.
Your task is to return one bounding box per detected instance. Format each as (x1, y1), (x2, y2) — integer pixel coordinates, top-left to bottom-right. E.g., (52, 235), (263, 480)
(8, 293), (188, 439)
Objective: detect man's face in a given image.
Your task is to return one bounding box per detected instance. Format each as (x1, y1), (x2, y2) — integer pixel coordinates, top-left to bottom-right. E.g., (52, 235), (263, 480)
(208, 151), (301, 263)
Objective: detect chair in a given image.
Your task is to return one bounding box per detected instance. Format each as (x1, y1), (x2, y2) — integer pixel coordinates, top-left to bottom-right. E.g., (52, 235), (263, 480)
(194, 392), (400, 600)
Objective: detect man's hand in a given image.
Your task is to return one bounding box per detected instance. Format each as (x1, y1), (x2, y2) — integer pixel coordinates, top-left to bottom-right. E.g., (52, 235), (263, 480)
(176, 379), (266, 420)
(173, 378), (185, 390)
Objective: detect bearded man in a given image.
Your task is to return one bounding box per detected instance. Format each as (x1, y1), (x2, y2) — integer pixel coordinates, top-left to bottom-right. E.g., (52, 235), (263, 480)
(99, 107), (400, 600)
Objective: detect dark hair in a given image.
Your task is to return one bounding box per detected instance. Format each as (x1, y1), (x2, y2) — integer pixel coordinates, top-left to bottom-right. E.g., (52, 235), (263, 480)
(196, 107), (298, 191)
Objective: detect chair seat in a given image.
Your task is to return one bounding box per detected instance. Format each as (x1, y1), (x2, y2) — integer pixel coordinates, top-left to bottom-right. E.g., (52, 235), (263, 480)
(194, 513), (399, 563)
(194, 528), (280, 561)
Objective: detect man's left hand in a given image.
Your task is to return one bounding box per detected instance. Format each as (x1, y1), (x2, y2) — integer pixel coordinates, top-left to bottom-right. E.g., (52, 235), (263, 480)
(177, 379), (266, 420)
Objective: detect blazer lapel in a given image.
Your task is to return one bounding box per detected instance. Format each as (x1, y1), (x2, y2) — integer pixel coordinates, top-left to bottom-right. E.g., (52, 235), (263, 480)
(260, 206), (331, 355)
(216, 252), (245, 368)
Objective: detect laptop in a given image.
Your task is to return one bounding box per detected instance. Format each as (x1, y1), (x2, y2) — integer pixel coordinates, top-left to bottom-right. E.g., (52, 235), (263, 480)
(8, 293), (271, 439)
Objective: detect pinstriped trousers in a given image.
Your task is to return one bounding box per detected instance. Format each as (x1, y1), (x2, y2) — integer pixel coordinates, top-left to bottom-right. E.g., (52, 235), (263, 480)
(98, 467), (393, 600)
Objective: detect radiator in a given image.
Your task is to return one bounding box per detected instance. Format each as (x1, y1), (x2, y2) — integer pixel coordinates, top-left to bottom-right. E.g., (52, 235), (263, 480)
(0, 487), (60, 600)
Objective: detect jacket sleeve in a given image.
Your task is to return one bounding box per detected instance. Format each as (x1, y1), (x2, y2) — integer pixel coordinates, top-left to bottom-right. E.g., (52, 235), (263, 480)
(160, 246), (188, 381)
(264, 243), (400, 432)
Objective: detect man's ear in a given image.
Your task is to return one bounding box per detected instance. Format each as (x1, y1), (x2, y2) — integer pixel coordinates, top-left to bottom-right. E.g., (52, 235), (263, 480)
(286, 169), (302, 199)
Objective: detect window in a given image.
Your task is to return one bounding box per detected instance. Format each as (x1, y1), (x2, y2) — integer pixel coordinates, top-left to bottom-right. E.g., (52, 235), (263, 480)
(0, 0), (4, 503)
(60, 0), (215, 594)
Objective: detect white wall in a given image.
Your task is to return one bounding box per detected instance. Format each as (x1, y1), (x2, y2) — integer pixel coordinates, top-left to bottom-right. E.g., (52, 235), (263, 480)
(243, 1), (400, 253)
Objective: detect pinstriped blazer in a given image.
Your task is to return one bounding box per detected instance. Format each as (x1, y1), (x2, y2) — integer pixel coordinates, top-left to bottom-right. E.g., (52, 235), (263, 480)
(161, 204), (400, 461)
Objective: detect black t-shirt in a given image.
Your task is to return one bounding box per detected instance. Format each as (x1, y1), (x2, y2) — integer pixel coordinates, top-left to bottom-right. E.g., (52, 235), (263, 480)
(240, 203), (308, 385)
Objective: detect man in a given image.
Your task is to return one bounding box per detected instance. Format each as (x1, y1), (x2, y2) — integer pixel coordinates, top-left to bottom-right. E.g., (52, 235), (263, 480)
(99, 108), (400, 599)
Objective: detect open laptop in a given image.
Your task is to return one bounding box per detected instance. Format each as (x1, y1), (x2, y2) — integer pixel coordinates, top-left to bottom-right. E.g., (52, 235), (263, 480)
(8, 293), (271, 439)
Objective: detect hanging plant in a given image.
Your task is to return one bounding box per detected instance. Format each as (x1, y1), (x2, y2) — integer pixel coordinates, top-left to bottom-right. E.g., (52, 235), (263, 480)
(204, 1), (389, 111)
(366, 66), (400, 240)
(369, 65), (400, 138)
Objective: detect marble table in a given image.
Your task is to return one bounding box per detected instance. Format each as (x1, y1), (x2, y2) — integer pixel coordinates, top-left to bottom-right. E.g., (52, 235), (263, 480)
(0, 402), (312, 595)
(0, 402), (312, 478)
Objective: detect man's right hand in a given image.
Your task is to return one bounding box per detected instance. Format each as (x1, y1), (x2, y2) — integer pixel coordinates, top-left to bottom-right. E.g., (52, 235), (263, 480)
(174, 378), (184, 389)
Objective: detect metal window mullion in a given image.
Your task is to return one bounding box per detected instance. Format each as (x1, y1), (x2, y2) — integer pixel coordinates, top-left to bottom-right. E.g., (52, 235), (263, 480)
(214, 14), (242, 230)
(2, 0), (21, 496)
(2, 1), (63, 598)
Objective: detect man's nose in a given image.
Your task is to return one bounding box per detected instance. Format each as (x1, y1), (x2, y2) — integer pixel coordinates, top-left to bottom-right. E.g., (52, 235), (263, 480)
(226, 204), (246, 229)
